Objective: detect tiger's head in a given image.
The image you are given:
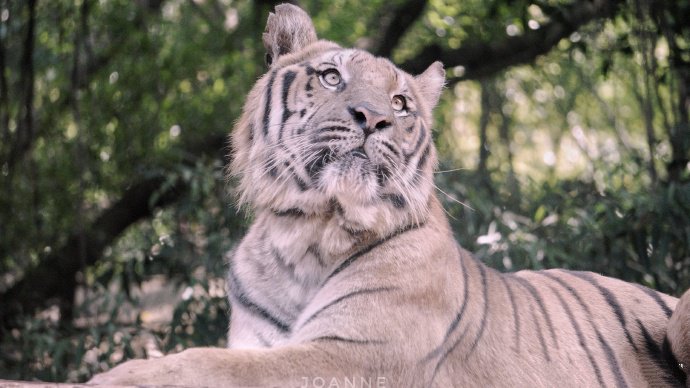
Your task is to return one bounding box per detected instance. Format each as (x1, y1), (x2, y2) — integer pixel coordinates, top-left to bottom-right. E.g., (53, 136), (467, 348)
(230, 4), (445, 237)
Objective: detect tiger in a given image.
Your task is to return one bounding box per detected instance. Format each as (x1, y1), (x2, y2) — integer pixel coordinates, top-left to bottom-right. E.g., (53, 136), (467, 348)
(90, 3), (690, 387)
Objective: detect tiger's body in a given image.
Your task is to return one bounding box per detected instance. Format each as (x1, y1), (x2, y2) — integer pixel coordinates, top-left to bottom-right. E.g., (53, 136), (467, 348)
(90, 4), (689, 387)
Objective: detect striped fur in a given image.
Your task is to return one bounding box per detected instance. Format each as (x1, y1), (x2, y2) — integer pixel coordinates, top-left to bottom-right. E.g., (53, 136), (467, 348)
(90, 4), (689, 387)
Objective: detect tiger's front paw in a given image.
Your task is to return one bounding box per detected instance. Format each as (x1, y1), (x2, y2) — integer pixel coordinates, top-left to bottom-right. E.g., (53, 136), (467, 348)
(88, 357), (175, 386)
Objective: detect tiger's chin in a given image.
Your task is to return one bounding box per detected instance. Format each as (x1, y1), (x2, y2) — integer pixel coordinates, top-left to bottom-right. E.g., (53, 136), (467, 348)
(318, 158), (380, 203)
(313, 158), (426, 236)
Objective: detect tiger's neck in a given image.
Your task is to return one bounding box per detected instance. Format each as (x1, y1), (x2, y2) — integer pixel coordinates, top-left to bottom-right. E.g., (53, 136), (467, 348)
(228, 197), (436, 345)
(254, 193), (433, 267)
(246, 201), (393, 284)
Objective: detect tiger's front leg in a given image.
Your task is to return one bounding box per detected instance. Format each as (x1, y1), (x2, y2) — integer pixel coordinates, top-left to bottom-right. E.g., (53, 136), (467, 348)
(88, 344), (379, 387)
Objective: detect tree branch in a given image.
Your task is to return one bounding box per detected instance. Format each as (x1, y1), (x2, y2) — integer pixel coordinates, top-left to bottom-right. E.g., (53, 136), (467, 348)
(372, 0), (427, 58)
(0, 0), (9, 142)
(7, 0), (37, 168)
(0, 175), (184, 329)
(1, 0), (165, 175)
(0, 134), (227, 332)
(652, 0), (690, 182)
(400, 0), (623, 82)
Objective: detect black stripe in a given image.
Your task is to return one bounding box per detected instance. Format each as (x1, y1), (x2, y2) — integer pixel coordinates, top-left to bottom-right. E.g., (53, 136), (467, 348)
(277, 45), (289, 56)
(465, 263), (489, 359)
(431, 325), (470, 380)
(318, 125), (351, 133)
(568, 271), (638, 352)
(381, 141), (400, 158)
(499, 274), (521, 353)
(300, 287), (396, 328)
(662, 335), (687, 385)
(227, 257), (291, 333)
(255, 331), (271, 348)
(272, 207), (305, 217)
(417, 143), (430, 168)
(428, 260), (491, 380)
(272, 248), (299, 283)
(547, 284), (606, 386)
(324, 222), (424, 284)
(634, 284), (673, 318)
(293, 176), (309, 191)
(319, 60), (338, 67)
(413, 144), (431, 185)
(312, 336), (384, 345)
(596, 331), (630, 388)
(382, 193), (406, 209)
(539, 271), (628, 388)
(279, 70), (297, 140)
(341, 225), (366, 238)
(405, 123), (426, 163)
(424, 250), (470, 361)
(306, 244), (326, 268)
(510, 276), (551, 361)
(376, 166), (390, 187)
(638, 319), (686, 387)
(264, 154), (279, 178)
(531, 305), (551, 362)
(306, 148), (333, 180)
(289, 165), (309, 191)
(302, 65), (314, 88)
(426, 250), (476, 383)
(331, 199), (344, 216)
(314, 133), (347, 143)
(512, 276), (559, 349)
(267, 165), (279, 178)
(298, 108), (321, 134)
(262, 70), (277, 137)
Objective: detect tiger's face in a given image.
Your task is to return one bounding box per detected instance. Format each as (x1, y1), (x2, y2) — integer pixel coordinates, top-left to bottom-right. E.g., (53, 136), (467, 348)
(231, 27), (444, 235)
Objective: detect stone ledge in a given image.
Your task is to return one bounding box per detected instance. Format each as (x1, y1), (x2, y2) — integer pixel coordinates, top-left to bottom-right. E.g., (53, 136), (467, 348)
(0, 381), (133, 388)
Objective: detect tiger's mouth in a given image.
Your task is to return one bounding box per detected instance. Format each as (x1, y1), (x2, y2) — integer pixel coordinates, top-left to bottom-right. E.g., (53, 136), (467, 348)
(349, 147), (368, 159)
(300, 136), (406, 212)
(307, 147), (368, 178)
(306, 149), (336, 180)
(306, 142), (388, 188)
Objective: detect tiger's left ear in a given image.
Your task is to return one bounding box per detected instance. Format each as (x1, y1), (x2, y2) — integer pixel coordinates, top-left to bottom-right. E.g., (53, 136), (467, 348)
(262, 4), (318, 67)
(415, 61), (446, 109)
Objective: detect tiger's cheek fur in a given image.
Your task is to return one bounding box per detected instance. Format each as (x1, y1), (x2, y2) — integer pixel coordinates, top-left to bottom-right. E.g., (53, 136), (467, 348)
(234, 65), (332, 214)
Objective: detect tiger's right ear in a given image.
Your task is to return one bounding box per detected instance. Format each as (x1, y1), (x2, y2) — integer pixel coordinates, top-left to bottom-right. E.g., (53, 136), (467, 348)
(262, 4), (318, 67)
(415, 61), (446, 109)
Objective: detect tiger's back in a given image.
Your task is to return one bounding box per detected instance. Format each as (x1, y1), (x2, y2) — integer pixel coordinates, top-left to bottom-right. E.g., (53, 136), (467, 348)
(336, 204), (685, 387)
(440, 265), (683, 387)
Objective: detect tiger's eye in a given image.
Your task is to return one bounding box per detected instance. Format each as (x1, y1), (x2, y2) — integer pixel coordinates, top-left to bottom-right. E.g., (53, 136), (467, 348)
(321, 69), (341, 87)
(392, 95), (406, 111)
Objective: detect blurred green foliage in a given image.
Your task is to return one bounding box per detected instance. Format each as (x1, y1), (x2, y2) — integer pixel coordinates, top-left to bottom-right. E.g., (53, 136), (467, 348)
(0, 0), (689, 383)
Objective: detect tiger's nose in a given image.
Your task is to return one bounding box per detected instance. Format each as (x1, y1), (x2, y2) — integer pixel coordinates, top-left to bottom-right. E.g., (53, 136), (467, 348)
(349, 104), (392, 136)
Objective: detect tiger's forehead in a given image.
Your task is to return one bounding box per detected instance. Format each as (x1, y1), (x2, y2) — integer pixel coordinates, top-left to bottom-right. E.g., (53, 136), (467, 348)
(311, 49), (405, 89)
